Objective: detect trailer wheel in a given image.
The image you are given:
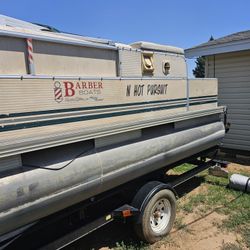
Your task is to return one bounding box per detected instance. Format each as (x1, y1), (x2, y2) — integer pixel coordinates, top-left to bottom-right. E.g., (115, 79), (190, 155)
(134, 188), (176, 243)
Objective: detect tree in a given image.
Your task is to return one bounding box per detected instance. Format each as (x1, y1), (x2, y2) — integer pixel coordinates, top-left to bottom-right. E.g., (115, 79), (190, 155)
(209, 35), (214, 41)
(192, 56), (205, 78)
(192, 36), (214, 78)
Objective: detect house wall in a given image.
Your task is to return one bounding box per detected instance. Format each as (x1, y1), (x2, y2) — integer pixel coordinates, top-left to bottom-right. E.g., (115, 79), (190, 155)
(206, 50), (250, 153)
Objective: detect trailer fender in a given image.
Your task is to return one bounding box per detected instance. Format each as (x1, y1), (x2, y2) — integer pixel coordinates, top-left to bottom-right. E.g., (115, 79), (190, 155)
(132, 181), (178, 214)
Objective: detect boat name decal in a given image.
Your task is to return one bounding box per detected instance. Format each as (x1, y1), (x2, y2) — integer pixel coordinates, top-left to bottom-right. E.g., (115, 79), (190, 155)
(126, 84), (168, 97)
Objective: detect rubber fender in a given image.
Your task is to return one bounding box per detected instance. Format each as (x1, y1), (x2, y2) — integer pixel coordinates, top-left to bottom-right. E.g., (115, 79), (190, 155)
(131, 181), (178, 213)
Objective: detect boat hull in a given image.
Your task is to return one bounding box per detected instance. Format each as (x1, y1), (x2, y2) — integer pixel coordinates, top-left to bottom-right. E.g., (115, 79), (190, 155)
(0, 119), (225, 236)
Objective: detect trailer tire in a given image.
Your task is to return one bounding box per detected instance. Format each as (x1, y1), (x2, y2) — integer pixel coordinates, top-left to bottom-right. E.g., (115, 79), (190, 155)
(134, 189), (176, 243)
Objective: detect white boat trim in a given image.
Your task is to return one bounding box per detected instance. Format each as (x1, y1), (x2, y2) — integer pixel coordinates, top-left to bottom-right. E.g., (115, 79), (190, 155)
(0, 28), (117, 51)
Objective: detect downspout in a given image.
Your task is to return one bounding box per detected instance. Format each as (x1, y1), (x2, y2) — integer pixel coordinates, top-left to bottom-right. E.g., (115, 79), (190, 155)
(213, 55), (215, 78)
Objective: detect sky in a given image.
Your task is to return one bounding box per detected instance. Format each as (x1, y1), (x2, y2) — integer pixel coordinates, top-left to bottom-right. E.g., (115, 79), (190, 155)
(1, 0), (250, 75)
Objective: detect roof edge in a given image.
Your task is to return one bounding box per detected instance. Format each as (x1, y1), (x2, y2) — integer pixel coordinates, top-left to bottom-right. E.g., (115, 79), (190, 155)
(131, 41), (184, 55)
(185, 39), (250, 58)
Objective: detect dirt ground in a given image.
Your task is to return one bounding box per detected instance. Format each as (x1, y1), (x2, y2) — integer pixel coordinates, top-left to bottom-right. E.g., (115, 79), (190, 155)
(98, 210), (244, 250)
(151, 162), (250, 250)
(153, 213), (242, 250)
(153, 197), (240, 249)
(226, 162), (250, 174)
(70, 162), (250, 250)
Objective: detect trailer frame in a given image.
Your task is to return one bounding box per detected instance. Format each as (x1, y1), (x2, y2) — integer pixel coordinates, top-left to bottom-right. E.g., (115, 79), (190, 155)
(0, 147), (219, 250)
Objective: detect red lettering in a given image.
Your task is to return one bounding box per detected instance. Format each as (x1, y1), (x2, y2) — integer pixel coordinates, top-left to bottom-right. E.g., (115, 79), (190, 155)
(64, 81), (75, 97)
(88, 82), (93, 89)
(93, 82), (98, 89)
(82, 82), (87, 89)
(75, 82), (81, 89)
(98, 82), (103, 89)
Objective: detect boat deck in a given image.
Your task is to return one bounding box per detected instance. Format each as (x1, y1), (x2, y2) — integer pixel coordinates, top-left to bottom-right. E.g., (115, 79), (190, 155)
(0, 107), (224, 158)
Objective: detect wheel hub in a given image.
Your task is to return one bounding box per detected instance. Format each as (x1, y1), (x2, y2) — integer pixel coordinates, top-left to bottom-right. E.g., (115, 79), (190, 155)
(153, 210), (161, 219)
(150, 198), (171, 234)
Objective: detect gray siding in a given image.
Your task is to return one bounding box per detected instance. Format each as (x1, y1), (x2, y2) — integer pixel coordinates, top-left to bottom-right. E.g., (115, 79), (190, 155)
(206, 50), (250, 152)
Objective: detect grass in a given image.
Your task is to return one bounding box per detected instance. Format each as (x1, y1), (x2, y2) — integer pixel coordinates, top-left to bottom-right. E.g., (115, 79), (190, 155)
(175, 166), (250, 249)
(202, 171), (250, 235)
(174, 216), (186, 230)
(220, 242), (243, 250)
(112, 164), (250, 249)
(181, 193), (206, 213)
(113, 241), (149, 250)
(171, 163), (194, 174)
(242, 229), (250, 249)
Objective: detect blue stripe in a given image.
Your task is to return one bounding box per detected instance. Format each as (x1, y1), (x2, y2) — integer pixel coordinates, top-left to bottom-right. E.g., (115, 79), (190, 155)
(0, 99), (217, 132)
(0, 95), (217, 119)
